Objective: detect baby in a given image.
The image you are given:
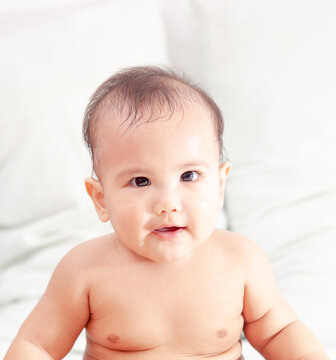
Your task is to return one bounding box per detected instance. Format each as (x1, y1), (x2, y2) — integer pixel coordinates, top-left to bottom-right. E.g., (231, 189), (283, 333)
(5, 66), (329, 360)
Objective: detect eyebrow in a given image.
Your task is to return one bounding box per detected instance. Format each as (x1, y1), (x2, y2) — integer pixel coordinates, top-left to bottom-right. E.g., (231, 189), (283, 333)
(177, 161), (210, 169)
(116, 168), (149, 180)
(116, 161), (210, 179)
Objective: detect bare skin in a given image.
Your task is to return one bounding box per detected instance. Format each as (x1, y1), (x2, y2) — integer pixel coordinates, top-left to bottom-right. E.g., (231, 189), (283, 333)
(82, 229), (245, 360)
(5, 229), (327, 360)
(8, 229), (247, 360)
(4, 100), (329, 359)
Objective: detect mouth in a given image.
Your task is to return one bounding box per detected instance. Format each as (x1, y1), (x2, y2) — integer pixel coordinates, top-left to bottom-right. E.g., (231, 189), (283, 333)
(154, 226), (184, 232)
(152, 226), (186, 240)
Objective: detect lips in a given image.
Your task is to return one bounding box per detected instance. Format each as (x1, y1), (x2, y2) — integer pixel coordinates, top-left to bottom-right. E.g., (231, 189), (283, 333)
(152, 225), (186, 240)
(155, 226), (182, 232)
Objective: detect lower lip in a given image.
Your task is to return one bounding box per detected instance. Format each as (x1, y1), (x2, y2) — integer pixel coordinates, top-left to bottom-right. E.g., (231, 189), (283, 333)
(152, 227), (185, 240)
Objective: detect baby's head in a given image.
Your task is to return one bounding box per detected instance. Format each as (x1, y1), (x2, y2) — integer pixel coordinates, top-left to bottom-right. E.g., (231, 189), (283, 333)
(83, 66), (228, 180)
(83, 66), (231, 263)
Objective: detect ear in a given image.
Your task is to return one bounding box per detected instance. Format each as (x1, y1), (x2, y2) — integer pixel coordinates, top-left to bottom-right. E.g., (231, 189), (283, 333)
(84, 177), (109, 222)
(218, 162), (231, 208)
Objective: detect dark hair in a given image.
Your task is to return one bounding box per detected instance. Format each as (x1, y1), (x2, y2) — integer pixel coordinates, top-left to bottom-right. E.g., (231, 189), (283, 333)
(83, 65), (228, 178)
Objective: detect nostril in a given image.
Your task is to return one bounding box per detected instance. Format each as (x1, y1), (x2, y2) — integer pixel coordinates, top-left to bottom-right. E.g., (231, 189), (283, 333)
(154, 201), (181, 215)
(159, 207), (178, 214)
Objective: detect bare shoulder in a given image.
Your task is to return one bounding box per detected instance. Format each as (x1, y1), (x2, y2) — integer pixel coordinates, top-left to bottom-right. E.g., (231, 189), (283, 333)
(212, 228), (263, 261)
(53, 233), (118, 280)
(44, 232), (119, 303)
(43, 233), (119, 310)
(62, 232), (116, 261)
(13, 234), (118, 358)
(214, 228), (273, 274)
(212, 228), (273, 285)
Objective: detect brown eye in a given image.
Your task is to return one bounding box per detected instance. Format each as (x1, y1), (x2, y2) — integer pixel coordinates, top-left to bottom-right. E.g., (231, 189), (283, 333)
(180, 171), (199, 182)
(130, 177), (150, 187)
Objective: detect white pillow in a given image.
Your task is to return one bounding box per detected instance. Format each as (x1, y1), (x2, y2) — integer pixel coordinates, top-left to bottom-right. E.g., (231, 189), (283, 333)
(0, 0), (168, 227)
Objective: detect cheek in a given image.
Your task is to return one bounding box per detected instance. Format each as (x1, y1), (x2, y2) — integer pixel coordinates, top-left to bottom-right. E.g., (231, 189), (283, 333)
(196, 197), (220, 225)
(187, 183), (221, 222)
(195, 178), (221, 207)
(108, 196), (146, 233)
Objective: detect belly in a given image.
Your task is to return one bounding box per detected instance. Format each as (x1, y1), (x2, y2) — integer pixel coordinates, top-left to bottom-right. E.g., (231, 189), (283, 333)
(83, 338), (244, 360)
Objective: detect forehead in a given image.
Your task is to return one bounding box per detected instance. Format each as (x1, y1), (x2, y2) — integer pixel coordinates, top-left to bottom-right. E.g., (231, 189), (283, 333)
(97, 102), (219, 175)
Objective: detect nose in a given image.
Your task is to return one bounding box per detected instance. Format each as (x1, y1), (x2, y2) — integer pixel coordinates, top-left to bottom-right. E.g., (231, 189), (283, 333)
(153, 191), (182, 215)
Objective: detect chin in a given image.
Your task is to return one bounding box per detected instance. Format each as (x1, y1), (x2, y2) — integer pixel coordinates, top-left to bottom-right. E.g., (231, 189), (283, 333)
(150, 247), (196, 264)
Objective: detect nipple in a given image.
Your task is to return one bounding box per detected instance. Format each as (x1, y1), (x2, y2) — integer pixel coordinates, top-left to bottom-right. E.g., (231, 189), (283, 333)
(107, 334), (120, 343)
(216, 328), (228, 338)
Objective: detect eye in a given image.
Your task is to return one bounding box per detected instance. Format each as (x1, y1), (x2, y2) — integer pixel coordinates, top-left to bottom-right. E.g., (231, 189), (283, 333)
(130, 177), (151, 187)
(180, 171), (200, 182)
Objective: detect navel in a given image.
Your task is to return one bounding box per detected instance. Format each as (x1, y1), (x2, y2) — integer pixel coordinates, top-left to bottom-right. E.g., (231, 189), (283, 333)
(216, 328), (228, 338)
(107, 334), (120, 343)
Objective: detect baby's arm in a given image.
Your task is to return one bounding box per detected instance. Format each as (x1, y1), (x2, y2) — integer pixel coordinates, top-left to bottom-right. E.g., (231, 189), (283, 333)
(4, 246), (90, 360)
(241, 237), (329, 360)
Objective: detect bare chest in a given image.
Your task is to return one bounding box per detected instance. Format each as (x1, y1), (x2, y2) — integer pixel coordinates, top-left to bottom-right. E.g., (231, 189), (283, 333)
(85, 257), (244, 356)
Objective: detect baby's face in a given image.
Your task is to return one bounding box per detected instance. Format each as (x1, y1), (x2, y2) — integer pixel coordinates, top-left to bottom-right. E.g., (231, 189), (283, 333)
(86, 103), (230, 263)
